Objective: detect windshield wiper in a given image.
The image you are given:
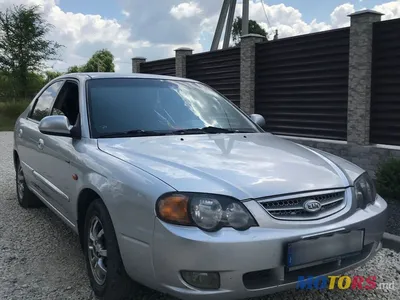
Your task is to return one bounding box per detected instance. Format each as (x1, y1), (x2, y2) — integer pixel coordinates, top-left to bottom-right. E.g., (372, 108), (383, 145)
(98, 130), (167, 138)
(171, 126), (251, 135)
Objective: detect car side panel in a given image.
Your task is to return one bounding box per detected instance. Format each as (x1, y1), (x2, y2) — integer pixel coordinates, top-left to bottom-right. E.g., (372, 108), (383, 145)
(66, 140), (176, 283)
(16, 117), (55, 199)
(38, 135), (83, 220)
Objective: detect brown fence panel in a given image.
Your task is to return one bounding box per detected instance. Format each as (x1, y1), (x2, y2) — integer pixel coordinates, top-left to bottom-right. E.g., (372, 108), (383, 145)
(141, 58), (176, 76)
(370, 18), (400, 146)
(186, 47), (241, 106)
(255, 28), (350, 140)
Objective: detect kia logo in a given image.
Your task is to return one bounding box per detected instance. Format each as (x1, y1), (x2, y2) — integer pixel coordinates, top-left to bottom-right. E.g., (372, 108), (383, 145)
(303, 199), (322, 213)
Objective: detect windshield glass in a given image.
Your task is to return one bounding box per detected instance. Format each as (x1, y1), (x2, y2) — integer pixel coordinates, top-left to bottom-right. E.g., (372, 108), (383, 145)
(87, 78), (260, 138)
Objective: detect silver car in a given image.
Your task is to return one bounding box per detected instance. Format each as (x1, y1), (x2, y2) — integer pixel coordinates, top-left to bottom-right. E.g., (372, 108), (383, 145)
(13, 73), (388, 300)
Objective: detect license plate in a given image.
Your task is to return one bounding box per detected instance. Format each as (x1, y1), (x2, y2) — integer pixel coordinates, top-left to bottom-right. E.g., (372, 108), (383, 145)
(286, 230), (364, 271)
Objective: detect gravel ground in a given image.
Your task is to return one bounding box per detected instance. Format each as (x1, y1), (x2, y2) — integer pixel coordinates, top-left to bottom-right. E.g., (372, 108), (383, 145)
(1, 131), (400, 300)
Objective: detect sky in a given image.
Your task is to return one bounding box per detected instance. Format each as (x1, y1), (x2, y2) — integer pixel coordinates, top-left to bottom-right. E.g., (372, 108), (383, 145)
(0, 0), (399, 73)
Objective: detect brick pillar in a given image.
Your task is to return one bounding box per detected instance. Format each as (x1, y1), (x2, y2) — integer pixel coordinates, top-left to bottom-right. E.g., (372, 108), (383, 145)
(240, 34), (266, 114)
(175, 47), (193, 78)
(347, 10), (383, 145)
(131, 57), (146, 73)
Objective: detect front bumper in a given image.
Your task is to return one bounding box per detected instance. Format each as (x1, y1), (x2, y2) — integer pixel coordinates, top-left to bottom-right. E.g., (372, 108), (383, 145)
(148, 194), (387, 300)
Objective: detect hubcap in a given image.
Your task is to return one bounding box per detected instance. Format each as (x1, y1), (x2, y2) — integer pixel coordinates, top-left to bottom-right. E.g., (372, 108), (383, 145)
(17, 165), (25, 200)
(88, 216), (108, 285)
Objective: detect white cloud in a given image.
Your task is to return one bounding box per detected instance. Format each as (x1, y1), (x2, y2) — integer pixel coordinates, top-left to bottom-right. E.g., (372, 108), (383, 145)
(1, 0), (400, 73)
(234, 2), (330, 38)
(374, 1), (400, 20)
(170, 2), (202, 20)
(0, 0), (203, 73)
(330, 3), (355, 28)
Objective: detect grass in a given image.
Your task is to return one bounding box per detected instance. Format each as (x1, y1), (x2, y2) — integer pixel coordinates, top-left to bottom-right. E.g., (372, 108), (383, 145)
(0, 100), (31, 131)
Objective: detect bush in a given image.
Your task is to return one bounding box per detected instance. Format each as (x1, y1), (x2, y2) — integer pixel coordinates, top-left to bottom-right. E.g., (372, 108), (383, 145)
(0, 100), (31, 118)
(376, 157), (400, 200)
(0, 100), (31, 131)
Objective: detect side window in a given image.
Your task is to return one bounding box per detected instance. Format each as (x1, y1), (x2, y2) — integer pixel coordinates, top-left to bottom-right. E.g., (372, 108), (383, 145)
(30, 81), (64, 122)
(51, 81), (80, 126)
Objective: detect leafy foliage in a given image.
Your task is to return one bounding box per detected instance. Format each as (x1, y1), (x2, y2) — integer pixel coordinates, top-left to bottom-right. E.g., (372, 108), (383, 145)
(0, 99), (31, 131)
(232, 16), (268, 46)
(44, 70), (63, 82)
(67, 65), (82, 73)
(376, 157), (400, 200)
(0, 70), (45, 100)
(84, 49), (115, 72)
(67, 49), (115, 73)
(0, 100), (30, 118)
(0, 5), (63, 97)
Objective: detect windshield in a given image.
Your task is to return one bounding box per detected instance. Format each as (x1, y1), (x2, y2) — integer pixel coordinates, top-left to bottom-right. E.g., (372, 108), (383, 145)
(87, 78), (260, 138)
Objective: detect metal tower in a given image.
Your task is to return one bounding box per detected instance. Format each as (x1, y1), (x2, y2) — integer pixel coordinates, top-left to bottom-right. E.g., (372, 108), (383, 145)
(211, 0), (249, 51)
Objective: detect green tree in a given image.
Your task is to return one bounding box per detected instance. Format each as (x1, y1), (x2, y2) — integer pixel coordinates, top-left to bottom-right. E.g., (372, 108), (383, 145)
(0, 71), (13, 98)
(232, 16), (268, 46)
(0, 5), (63, 98)
(0, 71), (45, 101)
(67, 65), (82, 73)
(67, 49), (115, 73)
(44, 70), (63, 82)
(82, 49), (115, 72)
(26, 72), (46, 96)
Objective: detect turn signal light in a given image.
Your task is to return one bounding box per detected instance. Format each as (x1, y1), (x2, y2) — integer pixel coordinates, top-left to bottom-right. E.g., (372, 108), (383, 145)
(157, 194), (191, 225)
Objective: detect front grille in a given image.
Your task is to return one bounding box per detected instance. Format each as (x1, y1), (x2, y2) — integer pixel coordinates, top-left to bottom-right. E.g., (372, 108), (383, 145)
(258, 190), (346, 221)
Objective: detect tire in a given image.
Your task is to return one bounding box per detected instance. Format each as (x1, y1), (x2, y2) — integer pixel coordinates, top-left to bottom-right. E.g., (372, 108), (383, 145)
(84, 199), (138, 300)
(16, 160), (43, 208)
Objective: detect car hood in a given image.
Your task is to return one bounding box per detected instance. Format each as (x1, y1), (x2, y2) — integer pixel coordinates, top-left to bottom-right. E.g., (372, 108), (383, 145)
(97, 133), (350, 200)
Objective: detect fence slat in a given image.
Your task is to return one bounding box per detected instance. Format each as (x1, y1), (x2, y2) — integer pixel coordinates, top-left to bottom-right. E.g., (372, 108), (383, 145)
(186, 47), (241, 107)
(141, 58), (176, 76)
(371, 19), (400, 146)
(255, 28), (350, 140)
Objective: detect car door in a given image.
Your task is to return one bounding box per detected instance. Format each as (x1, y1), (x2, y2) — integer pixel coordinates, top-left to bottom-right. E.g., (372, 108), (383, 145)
(16, 80), (64, 201)
(34, 80), (82, 221)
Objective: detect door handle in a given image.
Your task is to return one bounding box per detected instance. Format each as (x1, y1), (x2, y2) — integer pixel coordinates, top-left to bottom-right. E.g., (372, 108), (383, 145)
(38, 139), (44, 150)
(18, 129), (23, 138)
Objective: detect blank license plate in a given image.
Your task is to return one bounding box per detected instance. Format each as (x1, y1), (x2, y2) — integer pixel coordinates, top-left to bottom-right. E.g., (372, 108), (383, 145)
(286, 230), (364, 271)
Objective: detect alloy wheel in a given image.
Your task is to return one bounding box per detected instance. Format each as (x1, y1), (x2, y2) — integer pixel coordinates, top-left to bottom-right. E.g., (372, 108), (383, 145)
(88, 216), (108, 285)
(17, 165), (25, 201)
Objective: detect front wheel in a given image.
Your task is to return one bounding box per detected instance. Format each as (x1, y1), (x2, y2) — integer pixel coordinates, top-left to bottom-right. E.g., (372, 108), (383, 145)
(84, 199), (138, 300)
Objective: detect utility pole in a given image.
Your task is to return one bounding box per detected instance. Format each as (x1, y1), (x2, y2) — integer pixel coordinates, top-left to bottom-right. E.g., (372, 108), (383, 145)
(223, 0), (237, 49)
(242, 0), (249, 36)
(211, 0), (230, 51)
(211, 0), (250, 51)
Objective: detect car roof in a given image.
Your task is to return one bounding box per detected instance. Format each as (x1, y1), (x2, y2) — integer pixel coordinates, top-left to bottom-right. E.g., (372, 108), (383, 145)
(58, 72), (198, 83)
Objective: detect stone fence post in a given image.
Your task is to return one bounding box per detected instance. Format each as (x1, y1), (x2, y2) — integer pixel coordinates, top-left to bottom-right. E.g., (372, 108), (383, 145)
(240, 34), (266, 114)
(347, 10), (383, 145)
(131, 57), (146, 73)
(175, 47), (193, 78)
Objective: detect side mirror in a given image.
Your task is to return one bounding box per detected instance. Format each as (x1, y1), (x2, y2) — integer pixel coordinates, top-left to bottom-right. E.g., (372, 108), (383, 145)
(39, 115), (80, 138)
(250, 114), (266, 127)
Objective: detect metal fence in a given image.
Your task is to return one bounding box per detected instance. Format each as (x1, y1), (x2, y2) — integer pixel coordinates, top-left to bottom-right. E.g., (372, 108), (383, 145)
(255, 28), (350, 140)
(140, 58), (176, 76)
(370, 18), (400, 146)
(186, 47), (241, 106)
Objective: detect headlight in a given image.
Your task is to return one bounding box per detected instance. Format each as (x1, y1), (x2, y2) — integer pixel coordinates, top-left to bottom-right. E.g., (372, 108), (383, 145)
(156, 193), (258, 232)
(354, 172), (377, 209)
